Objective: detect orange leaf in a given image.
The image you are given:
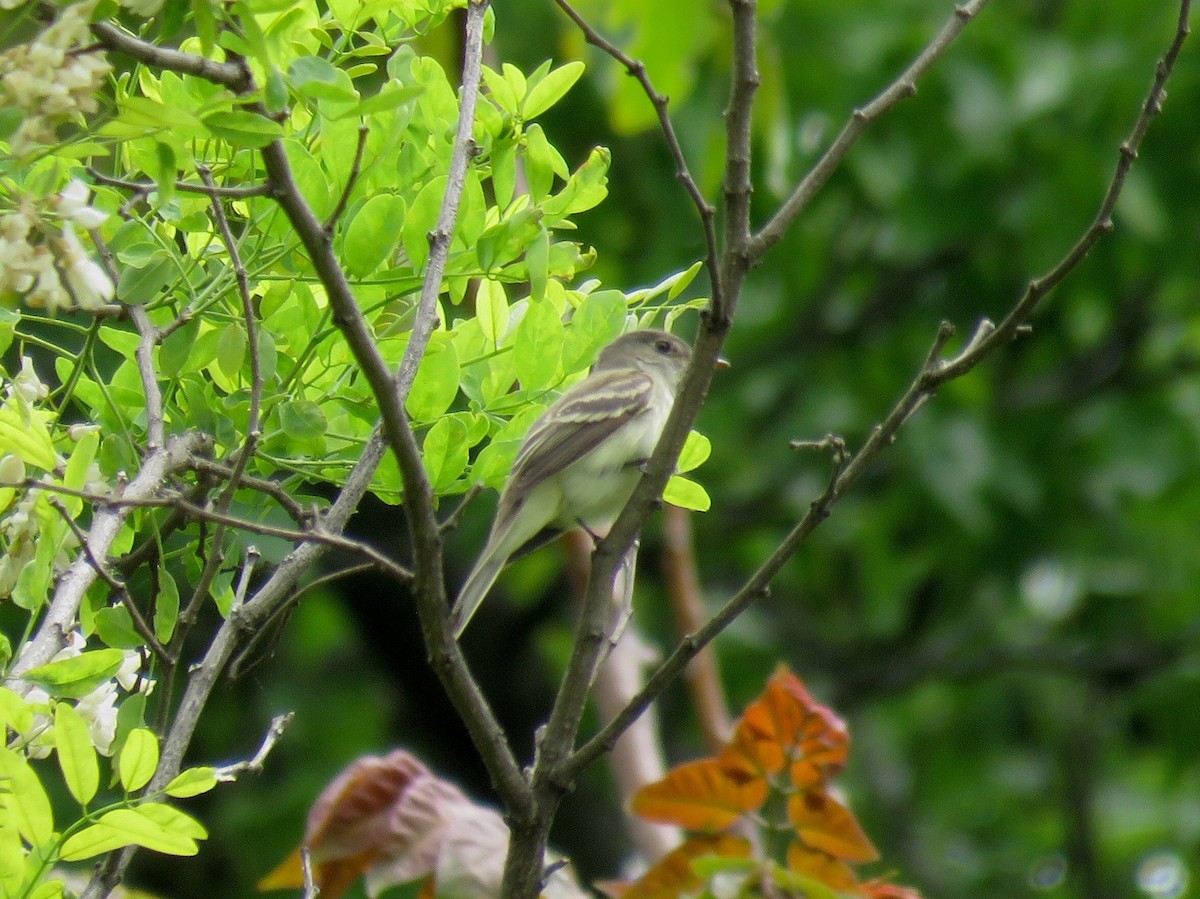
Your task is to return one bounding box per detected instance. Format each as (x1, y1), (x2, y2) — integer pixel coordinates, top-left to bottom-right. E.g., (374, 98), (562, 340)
(788, 790), (879, 863)
(863, 878), (925, 899)
(786, 842), (862, 894)
(258, 847), (378, 899)
(632, 759), (768, 831)
(605, 835), (752, 899)
(719, 665), (848, 790)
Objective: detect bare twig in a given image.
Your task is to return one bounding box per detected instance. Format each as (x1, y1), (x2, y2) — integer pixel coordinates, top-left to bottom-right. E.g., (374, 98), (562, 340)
(90, 21), (247, 89)
(213, 711), (294, 781)
(301, 847), (320, 899)
(438, 484), (483, 533)
(189, 457), (311, 524)
(552, 0), (719, 309)
(748, 0), (993, 261)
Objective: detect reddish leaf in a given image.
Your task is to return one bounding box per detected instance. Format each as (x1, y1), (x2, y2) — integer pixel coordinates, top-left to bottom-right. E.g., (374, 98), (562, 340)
(788, 790), (879, 863)
(863, 878), (925, 899)
(599, 835), (752, 899)
(719, 665), (848, 790)
(632, 759), (768, 831)
(786, 842), (862, 894)
(306, 749), (432, 860)
(260, 750), (443, 898)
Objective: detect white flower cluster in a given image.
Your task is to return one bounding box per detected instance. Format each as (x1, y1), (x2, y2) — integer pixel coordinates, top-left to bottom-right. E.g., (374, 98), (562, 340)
(0, 1), (112, 155)
(0, 180), (115, 312)
(22, 632), (156, 759)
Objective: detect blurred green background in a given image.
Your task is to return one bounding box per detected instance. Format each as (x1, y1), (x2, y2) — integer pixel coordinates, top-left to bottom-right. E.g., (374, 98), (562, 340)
(130, 1), (1200, 898)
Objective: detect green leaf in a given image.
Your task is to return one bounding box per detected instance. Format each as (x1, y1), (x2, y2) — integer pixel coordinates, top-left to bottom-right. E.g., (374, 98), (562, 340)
(341, 82), (424, 118)
(26, 877), (63, 899)
(119, 728), (160, 793)
(0, 685), (33, 735)
(164, 766), (218, 798)
(475, 279), (509, 346)
(59, 821), (138, 861)
(202, 110), (284, 148)
(562, 290), (627, 373)
(514, 298), (563, 392)
(22, 650), (124, 699)
(406, 337), (461, 423)
(401, 176), (448, 271)
(94, 606), (144, 650)
(55, 702), (99, 806)
(676, 431), (712, 474)
(0, 747), (54, 846)
(136, 801), (208, 840)
(482, 65), (518, 114)
(159, 317), (201, 373)
(542, 146), (611, 223)
(155, 570), (180, 644)
(523, 61), (586, 119)
(422, 416), (470, 490)
(664, 476), (711, 512)
(526, 227), (549, 302)
(288, 56), (359, 103)
(99, 806), (201, 855)
(0, 403), (56, 470)
(279, 400), (327, 440)
(343, 194), (407, 277)
(116, 255), (174, 305)
(524, 124), (558, 201)
(217, 324), (247, 378)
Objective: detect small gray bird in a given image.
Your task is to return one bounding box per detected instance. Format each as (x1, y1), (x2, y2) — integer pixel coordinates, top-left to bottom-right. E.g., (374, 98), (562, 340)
(452, 329), (692, 637)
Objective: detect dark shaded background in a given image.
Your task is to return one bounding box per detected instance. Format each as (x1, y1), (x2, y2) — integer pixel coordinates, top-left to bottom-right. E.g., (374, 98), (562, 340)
(133, 2), (1200, 898)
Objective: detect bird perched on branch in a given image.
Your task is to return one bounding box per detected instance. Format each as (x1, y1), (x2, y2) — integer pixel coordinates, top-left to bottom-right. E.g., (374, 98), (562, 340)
(452, 329), (693, 637)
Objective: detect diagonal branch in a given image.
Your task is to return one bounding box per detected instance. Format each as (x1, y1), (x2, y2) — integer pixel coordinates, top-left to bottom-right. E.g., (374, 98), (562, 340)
(748, 0), (992, 262)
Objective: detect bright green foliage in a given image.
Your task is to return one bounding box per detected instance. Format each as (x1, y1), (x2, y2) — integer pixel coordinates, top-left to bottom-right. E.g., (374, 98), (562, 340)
(0, 0), (711, 894)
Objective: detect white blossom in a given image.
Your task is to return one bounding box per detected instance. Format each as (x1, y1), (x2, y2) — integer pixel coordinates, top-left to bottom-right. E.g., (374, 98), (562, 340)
(59, 222), (115, 308)
(56, 180), (109, 230)
(0, 1), (111, 155)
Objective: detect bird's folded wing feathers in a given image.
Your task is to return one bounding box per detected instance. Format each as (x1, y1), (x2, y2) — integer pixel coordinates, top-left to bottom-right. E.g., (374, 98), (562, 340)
(506, 369), (653, 495)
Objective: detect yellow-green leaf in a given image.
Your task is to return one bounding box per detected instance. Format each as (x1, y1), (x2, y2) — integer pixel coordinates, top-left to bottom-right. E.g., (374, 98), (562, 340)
(22, 649), (124, 699)
(119, 728), (160, 793)
(55, 702), (99, 805)
(164, 766), (218, 799)
(664, 476), (711, 512)
(0, 747), (53, 846)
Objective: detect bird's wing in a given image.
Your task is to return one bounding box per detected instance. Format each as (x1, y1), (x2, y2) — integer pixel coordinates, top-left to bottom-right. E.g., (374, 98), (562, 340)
(501, 368), (653, 508)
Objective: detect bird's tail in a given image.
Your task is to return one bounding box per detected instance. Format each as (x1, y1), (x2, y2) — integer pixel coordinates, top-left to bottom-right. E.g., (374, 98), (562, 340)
(451, 550), (507, 638)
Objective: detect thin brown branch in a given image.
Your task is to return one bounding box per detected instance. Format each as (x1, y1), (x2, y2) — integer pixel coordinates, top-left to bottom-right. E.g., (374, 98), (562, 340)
(189, 457), (310, 524)
(87, 168), (271, 199)
(127, 305), (166, 450)
(323, 124), (369, 233)
(90, 21), (247, 89)
(552, 0), (719, 310)
(748, 0), (992, 261)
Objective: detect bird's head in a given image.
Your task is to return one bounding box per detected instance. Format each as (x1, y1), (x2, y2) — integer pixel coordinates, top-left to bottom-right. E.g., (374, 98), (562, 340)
(594, 329), (693, 389)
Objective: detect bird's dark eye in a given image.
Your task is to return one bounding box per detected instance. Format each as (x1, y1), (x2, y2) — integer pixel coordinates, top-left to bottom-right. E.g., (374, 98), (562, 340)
(654, 339), (673, 354)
